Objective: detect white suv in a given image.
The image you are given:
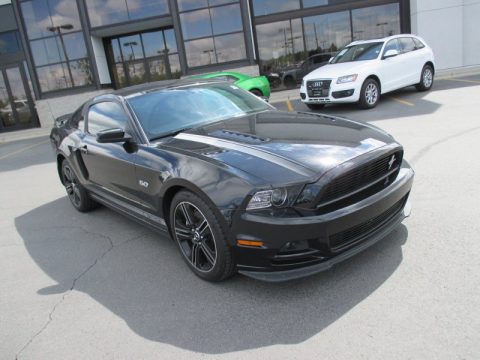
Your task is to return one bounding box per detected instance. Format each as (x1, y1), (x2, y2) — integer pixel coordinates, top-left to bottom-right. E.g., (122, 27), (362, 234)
(300, 34), (435, 109)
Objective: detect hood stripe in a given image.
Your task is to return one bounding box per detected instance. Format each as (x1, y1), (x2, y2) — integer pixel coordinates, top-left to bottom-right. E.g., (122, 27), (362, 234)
(175, 133), (315, 177)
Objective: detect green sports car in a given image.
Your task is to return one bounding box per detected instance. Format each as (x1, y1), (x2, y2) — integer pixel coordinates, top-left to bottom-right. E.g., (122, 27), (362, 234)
(189, 71), (271, 98)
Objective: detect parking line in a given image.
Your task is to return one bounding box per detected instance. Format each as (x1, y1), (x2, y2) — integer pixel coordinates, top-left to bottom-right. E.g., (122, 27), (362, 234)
(286, 98), (294, 112)
(0, 139), (49, 161)
(448, 78), (480, 84)
(388, 96), (415, 107)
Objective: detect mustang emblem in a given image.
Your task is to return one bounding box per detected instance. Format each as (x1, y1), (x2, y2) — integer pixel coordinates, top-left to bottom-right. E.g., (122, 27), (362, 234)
(388, 155), (396, 170)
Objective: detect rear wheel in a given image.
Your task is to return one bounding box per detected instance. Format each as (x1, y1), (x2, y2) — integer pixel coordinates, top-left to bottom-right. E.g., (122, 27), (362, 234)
(416, 65), (434, 91)
(306, 103), (325, 111)
(170, 190), (235, 282)
(250, 88), (263, 97)
(359, 78), (380, 109)
(61, 160), (98, 212)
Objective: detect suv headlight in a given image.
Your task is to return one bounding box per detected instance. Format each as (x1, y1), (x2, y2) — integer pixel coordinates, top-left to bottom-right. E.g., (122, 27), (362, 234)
(247, 186), (303, 210)
(337, 74), (358, 84)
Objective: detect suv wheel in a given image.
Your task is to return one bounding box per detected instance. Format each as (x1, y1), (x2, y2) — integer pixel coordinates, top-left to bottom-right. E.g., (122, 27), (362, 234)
(359, 78), (380, 109)
(416, 65), (434, 91)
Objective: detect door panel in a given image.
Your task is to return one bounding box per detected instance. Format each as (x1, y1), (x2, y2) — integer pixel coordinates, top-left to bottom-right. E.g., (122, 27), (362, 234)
(378, 39), (403, 93)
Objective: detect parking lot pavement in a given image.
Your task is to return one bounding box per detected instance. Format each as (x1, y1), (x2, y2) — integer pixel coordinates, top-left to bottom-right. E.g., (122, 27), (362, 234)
(1, 76), (480, 359)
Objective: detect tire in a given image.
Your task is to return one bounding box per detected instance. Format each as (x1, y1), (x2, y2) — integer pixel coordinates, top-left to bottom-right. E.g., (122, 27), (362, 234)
(306, 103), (325, 111)
(284, 76), (296, 89)
(170, 190), (235, 282)
(250, 88), (263, 97)
(61, 160), (98, 212)
(359, 78), (380, 109)
(416, 65), (434, 91)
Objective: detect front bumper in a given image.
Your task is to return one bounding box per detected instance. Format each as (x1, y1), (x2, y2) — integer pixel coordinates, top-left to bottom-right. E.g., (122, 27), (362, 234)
(300, 80), (361, 104)
(228, 164), (414, 282)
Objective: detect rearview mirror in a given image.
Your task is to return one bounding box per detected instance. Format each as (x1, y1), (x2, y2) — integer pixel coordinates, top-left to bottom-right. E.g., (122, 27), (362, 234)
(96, 128), (132, 143)
(383, 49), (399, 59)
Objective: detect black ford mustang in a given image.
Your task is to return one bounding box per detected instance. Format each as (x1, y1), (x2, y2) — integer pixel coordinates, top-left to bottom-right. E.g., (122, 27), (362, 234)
(50, 79), (414, 282)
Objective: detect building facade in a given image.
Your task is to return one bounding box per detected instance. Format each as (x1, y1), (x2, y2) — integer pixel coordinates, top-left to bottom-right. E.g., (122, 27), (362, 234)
(0, 0), (477, 133)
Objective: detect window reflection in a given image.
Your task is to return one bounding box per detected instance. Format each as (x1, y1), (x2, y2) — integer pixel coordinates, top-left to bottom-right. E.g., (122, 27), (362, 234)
(86, 0), (169, 27)
(256, 19), (305, 74)
(303, 11), (351, 55)
(0, 31), (22, 55)
(179, 1), (246, 68)
(109, 29), (182, 88)
(20, 0), (92, 94)
(352, 3), (400, 40)
(252, 0), (300, 16)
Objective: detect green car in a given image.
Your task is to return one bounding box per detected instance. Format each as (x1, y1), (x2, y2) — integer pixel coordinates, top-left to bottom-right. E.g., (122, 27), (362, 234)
(190, 71), (271, 98)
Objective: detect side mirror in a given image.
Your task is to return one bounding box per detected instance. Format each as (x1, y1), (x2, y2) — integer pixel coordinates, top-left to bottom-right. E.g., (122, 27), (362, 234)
(96, 128), (132, 143)
(383, 49), (399, 59)
(328, 57), (334, 64)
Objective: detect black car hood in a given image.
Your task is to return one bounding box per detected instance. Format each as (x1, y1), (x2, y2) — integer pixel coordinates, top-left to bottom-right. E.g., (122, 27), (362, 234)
(161, 111), (395, 184)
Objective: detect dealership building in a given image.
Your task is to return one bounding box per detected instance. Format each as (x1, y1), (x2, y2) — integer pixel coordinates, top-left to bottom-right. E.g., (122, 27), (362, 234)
(0, 0), (478, 133)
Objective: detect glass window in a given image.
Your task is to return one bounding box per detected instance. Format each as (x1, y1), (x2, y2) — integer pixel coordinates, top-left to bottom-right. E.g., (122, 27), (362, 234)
(210, 4), (243, 35)
(86, 0), (169, 27)
(399, 37), (416, 53)
(177, 0), (209, 12)
(184, 37), (216, 67)
(413, 38), (425, 49)
(111, 39), (123, 63)
(164, 29), (178, 53)
(331, 42), (384, 63)
(20, 0), (92, 94)
(0, 31), (22, 55)
(36, 63), (72, 92)
(68, 106), (84, 129)
(384, 39), (400, 54)
(88, 102), (129, 136)
(302, 0), (328, 7)
(180, 9), (212, 40)
(252, 0), (300, 16)
(352, 3), (400, 40)
(118, 35), (144, 61)
(0, 73), (14, 128)
(303, 11), (351, 55)
(168, 54), (181, 78)
(142, 31), (166, 58)
(214, 33), (246, 63)
(127, 62), (147, 85)
(21, 0), (81, 40)
(255, 19), (305, 75)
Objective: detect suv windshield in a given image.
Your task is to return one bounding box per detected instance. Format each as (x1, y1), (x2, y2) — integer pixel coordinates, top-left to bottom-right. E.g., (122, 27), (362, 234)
(127, 83), (272, 141)
(332, 42), (384, 64)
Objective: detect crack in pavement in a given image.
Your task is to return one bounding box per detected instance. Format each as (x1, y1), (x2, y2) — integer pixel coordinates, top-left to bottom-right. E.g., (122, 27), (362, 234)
(15, 229), (148, 360)
(410, 126), (480, 165)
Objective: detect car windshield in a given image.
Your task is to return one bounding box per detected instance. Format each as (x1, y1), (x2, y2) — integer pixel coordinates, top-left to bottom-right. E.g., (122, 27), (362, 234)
(127, 83), (271, 141)
(331, 42), (384, 64)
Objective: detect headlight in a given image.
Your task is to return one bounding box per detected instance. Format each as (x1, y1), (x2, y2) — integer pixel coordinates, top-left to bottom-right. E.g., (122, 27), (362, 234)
(246, 186), (303, 210)
(337, 74), (358, 84)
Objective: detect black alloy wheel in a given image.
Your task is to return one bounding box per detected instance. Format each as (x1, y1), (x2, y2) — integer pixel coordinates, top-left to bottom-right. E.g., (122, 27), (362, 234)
(359, 78), (380, 109)
(416, 65), (434, 91)
(61, 161), (98, 212)
(171, 191), (235, 281)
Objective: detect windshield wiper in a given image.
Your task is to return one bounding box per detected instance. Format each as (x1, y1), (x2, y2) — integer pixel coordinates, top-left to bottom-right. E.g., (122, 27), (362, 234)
(149, 127), (193, 142)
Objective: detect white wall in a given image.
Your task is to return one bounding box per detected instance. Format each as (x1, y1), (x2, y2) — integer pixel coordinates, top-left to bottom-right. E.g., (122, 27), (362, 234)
(91, 36), (112, 85)
(410, 0), (480, 73)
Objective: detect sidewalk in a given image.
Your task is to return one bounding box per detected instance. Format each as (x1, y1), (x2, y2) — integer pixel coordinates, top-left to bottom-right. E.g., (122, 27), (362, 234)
(0, 127), (50, 144)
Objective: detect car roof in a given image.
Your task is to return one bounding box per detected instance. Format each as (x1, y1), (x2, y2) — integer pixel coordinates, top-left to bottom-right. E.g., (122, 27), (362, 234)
(346, 34), (421, 47)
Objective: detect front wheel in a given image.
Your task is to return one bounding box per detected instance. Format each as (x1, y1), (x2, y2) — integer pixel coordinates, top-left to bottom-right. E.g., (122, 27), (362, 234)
(61, 160), (98, 212)
(416, 65), (434, 91)
(359, 78), (380, 109)
(170, 190), (235, 282)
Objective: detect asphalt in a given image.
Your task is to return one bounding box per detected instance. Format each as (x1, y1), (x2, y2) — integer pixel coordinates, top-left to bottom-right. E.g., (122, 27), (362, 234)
(1, 76), (480, 359)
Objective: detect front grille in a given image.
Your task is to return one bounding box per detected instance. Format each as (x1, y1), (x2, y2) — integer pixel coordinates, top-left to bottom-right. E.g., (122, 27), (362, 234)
(329, 195), (407, 251)
(317, 151), (403, 211)
(307, 80), (331, 98)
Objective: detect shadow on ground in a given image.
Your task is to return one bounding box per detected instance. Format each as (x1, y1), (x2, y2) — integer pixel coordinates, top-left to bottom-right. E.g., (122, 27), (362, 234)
(15, 197), (408, 353)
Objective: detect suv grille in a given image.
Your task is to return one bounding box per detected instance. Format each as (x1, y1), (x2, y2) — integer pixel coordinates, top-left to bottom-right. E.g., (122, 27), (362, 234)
(307, 80), (331, 98)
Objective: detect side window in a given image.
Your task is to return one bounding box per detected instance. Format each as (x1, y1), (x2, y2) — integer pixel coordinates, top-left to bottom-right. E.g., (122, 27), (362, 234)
(225, 75), (238, 83)
(87, 102), (129, 136)
(399, 37), (416, 54)
(384, 39), (400, 55)
(413, 38), (425, 49)
(212, 75), (228, 82)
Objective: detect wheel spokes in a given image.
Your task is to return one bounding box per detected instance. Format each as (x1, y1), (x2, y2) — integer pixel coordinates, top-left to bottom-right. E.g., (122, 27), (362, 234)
(179, 203), (195, 226)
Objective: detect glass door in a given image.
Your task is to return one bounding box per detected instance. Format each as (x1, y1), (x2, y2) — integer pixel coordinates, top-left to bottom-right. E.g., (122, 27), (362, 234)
(0, 63), (38, 132)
